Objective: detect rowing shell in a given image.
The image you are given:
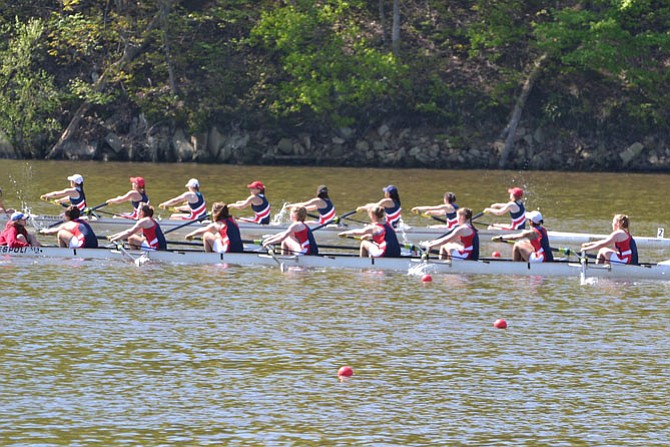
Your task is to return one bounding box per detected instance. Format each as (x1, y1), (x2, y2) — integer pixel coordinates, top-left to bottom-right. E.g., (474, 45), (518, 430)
(3, 245), (670, 281)
(11, 214), (670, 248)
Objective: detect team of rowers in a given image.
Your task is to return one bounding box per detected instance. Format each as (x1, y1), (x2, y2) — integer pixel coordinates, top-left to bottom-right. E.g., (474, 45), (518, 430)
(0, 174), (639, 265)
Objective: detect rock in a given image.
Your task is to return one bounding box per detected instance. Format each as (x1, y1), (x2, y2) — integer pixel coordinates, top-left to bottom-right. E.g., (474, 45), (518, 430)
(105, 132), (123, 154)
(191, 132), (209, 161)
(277, 137), (294, 155)
(620, 142), (644, 165)
(173, 128), (195, 162)
(377, 124), (390, 137)
(331, 136), (345, 145)
(355, 140), (370, 152)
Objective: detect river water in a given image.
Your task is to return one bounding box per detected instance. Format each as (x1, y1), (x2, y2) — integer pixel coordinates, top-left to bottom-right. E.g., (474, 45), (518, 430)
(1, 160), (669, 445)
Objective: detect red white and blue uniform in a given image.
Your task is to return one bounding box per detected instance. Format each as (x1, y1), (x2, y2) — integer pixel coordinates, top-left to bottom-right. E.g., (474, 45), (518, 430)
(317, 199), (336, 224)
(127, 191), (150, 219)
(142, 218), (166, 250)
(251, 194), (271, 225)
(185, 192), (207, 220)
(69, 219), (98, 248)
(384, 200), (402, 228)
(293, 223), (319, 255)
(529, 226), (553, 262)
(214, 217), (243, 253)
(452, 224), (479, 260)
(446, 204), (459, 229)
(70, 186), (87, 212)
(509, 201), (526, 229)
(613, 231), (638, 265)
(371, 222), (401, 258)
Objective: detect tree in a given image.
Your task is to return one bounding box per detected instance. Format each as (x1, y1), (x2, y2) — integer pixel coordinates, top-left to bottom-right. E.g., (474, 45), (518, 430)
(0, 17), (60, 158)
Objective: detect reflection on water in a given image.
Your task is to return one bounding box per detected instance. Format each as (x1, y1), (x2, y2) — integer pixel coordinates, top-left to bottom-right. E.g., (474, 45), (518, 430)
(1, 161), (670, 444)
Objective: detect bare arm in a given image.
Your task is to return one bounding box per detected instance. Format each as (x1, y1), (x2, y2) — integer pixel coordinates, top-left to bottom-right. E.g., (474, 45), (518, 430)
(288, 198), (323, 211)
(357, 198), (392, 213)
(107, 190), (141, 205)
(159, 192), (192, 209)
(109, 219), (148, 242)
(229, 195), (257, 209)
(185, 222), (218, 240)
(581, 231), (622, 252)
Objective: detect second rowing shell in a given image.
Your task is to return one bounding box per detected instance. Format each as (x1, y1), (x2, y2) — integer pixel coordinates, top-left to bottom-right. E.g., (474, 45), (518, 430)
(18, 214), (670, 248)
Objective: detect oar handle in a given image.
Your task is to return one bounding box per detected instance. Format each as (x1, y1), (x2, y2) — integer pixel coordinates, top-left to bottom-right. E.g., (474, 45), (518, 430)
(163, 213), (209, 235)
(312, 209), (357, 232)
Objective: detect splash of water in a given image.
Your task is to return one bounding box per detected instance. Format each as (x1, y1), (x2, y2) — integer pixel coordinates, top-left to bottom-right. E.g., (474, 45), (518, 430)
(271, 202), (291, 225)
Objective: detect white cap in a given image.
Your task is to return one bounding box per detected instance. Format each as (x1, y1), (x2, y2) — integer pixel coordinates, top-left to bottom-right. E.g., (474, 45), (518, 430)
(526, 210), (543, 224)
(10, 211), (26, 221)
(67, 174), (84, 184)
(185, 178), (199, 188)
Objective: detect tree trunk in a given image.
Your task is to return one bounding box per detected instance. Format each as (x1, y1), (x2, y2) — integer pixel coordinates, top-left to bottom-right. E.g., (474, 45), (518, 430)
(392, 0), (400, 55)
(497, 53), (548, 169)
(378, 0), (386, 46)
(46, 12), (163, 159)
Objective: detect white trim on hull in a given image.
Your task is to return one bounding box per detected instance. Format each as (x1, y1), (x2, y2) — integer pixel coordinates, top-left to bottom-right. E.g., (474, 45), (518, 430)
(3, 245), (670, 281)
(10, 214), (670, 248)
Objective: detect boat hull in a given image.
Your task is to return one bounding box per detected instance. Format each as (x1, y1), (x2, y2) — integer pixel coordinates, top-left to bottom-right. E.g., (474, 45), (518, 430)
(3, 245), (670, 281)
(12, 214), (670, 248)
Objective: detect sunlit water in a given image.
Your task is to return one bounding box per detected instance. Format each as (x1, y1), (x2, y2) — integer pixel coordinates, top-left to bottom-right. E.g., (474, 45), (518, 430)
(1, 160), (670, 445)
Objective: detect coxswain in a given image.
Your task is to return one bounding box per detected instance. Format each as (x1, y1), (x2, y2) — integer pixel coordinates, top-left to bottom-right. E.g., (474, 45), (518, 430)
(581, 214), (638, 265)
(339, 206), (401, 258)
(158, 178), (207, 220)
(411, 191), (459, 229)
(492, 210), (553, 262)
(286, 185), (337, 225)
(185, 202), (243, 253)
(108, 204), (167, 250)
(357, 185), (402, 228)
(262, 206), (319, 255)
(484, 187), (526, 230)
(0, 212), (40, 247)
(106, 176), (150, 219)
(40, 205), (98, 248)
(40, 174), (87, 212)
(229, 180), (271, 225)
(423, 208), (479, 260)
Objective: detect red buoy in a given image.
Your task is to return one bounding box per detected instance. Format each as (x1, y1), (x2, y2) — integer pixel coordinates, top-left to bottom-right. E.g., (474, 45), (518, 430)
(338, 365), (354, 377)
(493, 319), (507, 329)
(421, 274), (432, 282)
(492, 251), (501, 258)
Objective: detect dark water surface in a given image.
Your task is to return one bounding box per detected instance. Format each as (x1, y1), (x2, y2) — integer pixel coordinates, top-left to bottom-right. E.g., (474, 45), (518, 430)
(1, 161), (669, 445)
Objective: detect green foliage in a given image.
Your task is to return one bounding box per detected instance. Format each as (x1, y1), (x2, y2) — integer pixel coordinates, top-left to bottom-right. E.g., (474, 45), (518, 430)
(0, 17), (60, 157)
(249, 0), (406, 125)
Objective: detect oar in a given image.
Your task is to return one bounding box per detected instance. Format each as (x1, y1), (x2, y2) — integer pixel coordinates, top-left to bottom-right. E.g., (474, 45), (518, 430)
(163, 214), (209, 235)
(413, 210), (448, 224)
(83, 202), (109, 216)
(311, 210), (357, 232)
(265, 245), (287, 272)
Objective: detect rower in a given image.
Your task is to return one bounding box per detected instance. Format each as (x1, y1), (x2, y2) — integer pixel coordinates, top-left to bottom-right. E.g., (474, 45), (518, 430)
(423, 208), (479, 260)
(158, 178), (207, 220)
(285, 185), (337, 225)
(338, 206), (400, 258)
(185, 202), (243, 253)
(262, 206), (319, 255)
(109, 204), (167, 251)
(105, 176), (150, 219)
(492, 210), (553, 262)
(581, 214), (638, 265)
(0, 211), (40, 248)
(40, 205), (98, 248)
(484, 187), (526, 230)
(229, 180), (271, 225)
(40, 174), (87, 212)
(357, 185), (402, 228)
(411, 191), (459, 229)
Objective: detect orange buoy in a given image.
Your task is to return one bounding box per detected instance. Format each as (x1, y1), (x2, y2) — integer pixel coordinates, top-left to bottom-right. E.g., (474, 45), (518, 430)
(493, 318), (507, 329)
(338, 365), (354, 377)
(492, 251), (501, 258)
(421, 274), (432, 282)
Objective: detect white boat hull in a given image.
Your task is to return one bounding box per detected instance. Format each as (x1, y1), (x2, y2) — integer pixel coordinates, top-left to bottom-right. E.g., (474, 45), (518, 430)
(15, 213), (670, 249)
(3, 245), (670, 281)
